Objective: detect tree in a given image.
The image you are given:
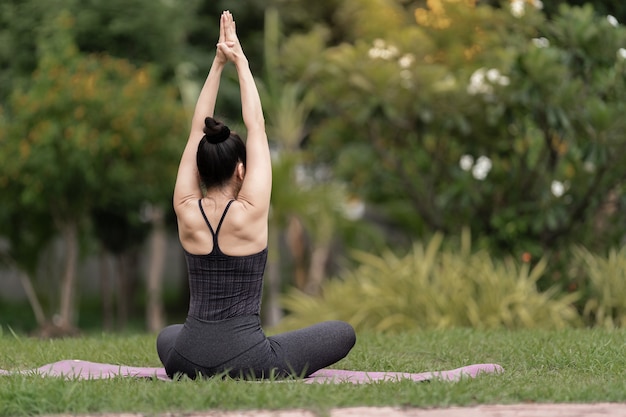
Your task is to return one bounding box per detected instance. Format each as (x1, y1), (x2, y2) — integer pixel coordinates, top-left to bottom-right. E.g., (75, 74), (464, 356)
(0, 0), (192, 103)
(0, 12), (186, 334)
(298, 1), (626, 280)
(537, 0), (626, 23)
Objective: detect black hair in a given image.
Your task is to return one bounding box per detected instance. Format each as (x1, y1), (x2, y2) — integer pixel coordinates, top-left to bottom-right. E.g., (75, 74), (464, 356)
(196, 117), (246, 189)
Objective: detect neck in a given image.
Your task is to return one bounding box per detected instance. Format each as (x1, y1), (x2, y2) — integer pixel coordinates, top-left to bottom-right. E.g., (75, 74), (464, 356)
(204, 186), (237, 202)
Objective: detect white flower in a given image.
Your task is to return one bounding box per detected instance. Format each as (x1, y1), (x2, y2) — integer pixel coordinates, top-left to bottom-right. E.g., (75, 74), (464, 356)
(618, 48), (626, 60)
(510, 0), (525, 18)
(459, 154), (474, 171)
(512, 0), (542, 16)
(467, 68), (493, 95)
(342, 197), (365, 221)
(486, 69), (501, 83)
(467, 67), (509, 95)
(489, 69), (510, 86)
(368, 49), (380, 59)
(551, 180), (565, 198)
(398, 54), (415, 69)
(607, 15), (619, 27)
(368, 39), (399, 60)
(472, 156), (492, 180)
(532, 37), (550, 48)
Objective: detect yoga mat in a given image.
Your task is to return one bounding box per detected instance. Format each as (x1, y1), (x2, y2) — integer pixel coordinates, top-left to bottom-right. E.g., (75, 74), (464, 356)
(0, 359), (503, 383)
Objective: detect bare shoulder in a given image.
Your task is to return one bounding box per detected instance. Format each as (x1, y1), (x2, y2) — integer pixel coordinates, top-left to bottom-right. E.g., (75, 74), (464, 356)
(226, 199), (267, 232)
(174, 198), (201, 225)
(219, 199), (268, 253)
(174, 198), (209, 245)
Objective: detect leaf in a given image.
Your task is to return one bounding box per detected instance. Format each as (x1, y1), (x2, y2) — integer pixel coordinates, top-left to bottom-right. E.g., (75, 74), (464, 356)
(277, 233), (581, 333)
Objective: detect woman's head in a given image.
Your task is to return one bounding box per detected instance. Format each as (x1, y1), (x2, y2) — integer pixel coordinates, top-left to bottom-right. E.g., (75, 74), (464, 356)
(197, 117), (246, 191)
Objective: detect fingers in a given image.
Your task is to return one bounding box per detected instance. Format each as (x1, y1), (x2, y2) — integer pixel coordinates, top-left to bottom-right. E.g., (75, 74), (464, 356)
(217, 10), (242, 62)
(226, 10), (233, 27)
(218, 10), (232, 42)
(221, 10), (237, 41)
(217, 41), (235, 49)
(219, 12), (226, 42)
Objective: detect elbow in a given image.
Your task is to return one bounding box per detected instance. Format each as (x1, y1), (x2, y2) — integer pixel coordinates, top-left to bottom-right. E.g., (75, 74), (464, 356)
(247, 115), (266, 132)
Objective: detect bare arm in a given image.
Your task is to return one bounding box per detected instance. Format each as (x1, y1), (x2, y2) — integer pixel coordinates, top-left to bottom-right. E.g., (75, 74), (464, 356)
(173, 14), (229, 210)
(218, 12), (272, 212)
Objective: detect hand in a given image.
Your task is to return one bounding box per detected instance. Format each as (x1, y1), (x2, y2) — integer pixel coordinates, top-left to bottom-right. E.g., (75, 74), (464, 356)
(216, 11), (246, 64)
(215, 11), (228, 65)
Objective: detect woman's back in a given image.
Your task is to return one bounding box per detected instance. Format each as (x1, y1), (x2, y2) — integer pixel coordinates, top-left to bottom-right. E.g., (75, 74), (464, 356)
(184, 199), (267, 321)
(176, 197), (268, 257)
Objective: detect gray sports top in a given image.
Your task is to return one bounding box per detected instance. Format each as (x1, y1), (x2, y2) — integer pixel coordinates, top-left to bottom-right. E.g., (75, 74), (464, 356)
(185, 199), (268, 321)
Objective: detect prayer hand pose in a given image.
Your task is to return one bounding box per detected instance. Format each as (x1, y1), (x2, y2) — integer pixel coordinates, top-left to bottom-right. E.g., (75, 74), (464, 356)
(157, 12), (355, 380)
(216, 12), (246, 65)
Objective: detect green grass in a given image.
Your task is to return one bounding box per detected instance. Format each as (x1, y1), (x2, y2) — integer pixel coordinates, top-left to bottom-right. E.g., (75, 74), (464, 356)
(1, 327), (626, 416)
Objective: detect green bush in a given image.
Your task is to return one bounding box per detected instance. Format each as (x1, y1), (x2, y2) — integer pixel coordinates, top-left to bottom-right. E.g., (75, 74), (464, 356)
(279, 233), (581, 332)
(574, 245), (626, 328)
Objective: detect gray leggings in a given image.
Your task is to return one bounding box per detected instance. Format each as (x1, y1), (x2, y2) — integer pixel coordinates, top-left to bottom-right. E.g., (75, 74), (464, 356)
(156, 315), (356, 380)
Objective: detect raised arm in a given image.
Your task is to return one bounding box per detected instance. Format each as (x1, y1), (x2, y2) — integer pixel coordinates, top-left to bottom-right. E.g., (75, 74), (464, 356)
(173, 13), (229, 210)
(217, 12), (272, 212)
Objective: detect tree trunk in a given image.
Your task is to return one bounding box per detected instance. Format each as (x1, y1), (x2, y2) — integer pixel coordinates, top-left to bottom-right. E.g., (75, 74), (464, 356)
(99, 250), (114, 331)
(305, 244), (330, 296)
(146, 207), (166, 332)
(6, 259), (46, 328)
(263, 223), (283, 327)
(57, 220), (79, 332)
(116, 254), (128, 330)
(304, 212), (334, 297)
(115, 249), (141, 330)
(1, 253), (47, 328)
(18, 270), (46, 327)
(286, 216), (307, 290)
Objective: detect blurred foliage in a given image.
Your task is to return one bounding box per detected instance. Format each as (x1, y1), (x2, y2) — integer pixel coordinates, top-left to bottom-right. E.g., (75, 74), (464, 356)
(1, 0), (626, 330)
(0, 0), (193, 102)
(289, 1), (626, 285)
(571, 245), (626, 329)
(280, 231), (581, 332)
(1, 10), (185, 222)
(0, 12), (186, 304)
(542, 0), (626, 21)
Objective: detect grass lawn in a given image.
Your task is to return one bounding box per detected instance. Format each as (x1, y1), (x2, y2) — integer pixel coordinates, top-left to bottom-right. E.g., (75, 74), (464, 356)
(1, 327), (626, 416)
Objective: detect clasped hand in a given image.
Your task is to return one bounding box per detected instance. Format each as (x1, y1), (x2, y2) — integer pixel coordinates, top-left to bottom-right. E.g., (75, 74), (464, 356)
(216, 11), (244, 65)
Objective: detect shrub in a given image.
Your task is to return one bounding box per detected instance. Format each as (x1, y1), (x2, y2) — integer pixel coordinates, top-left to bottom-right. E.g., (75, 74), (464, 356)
(574, 245), (626, 329)
(279, 233), (581, 332)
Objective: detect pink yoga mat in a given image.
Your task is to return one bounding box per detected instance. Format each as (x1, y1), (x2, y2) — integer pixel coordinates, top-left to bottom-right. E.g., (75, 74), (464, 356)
(0, 359), (503, 383)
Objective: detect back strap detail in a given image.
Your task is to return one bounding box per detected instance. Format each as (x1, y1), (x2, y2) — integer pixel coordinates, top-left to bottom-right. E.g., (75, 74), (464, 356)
(198, 199), (216, 237)
(215, 200), (235, 236)
(197, 199), (236, 239)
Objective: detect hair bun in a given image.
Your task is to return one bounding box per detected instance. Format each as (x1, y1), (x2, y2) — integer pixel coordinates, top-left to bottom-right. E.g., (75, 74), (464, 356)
(203, 117), (231, 144)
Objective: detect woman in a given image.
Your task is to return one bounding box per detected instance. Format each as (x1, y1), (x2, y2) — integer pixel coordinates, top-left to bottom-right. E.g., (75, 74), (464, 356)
(156, 11), (355, 380)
